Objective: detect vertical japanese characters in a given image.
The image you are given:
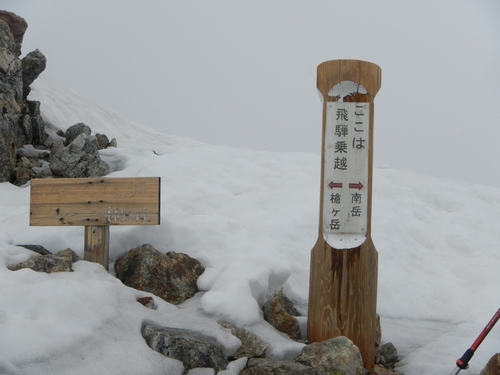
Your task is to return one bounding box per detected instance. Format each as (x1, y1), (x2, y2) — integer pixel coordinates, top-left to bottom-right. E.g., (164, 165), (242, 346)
(322, 102), (369, 248)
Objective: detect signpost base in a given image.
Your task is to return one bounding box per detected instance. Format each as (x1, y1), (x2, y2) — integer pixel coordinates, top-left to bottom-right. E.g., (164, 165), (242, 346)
(307, 236), (378, 369)
(84, 226), (110, 270)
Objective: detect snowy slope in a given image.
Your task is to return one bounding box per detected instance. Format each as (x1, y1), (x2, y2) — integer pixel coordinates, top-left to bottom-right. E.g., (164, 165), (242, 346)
(0, 74), (498, 375)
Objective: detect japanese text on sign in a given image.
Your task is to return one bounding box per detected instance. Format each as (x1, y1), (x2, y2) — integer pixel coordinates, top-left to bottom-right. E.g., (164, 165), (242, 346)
(323, 102), (369, 249)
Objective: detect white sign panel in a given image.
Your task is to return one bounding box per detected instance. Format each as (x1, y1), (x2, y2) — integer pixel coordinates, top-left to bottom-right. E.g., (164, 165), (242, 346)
(323, 102), (369, 249)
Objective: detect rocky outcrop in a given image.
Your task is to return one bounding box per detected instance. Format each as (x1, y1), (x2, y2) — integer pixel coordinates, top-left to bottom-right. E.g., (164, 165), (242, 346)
(0, 10), (49, 184)
(115, 244), (204, 305)
(0, 10), (27, 56)
(141, 323), (229, 372)
(0, 12), (114, 184)
(49, 123), (110, 178)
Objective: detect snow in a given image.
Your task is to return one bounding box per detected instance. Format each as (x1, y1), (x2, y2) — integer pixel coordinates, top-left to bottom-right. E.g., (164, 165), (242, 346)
(0, 74), (499, 374)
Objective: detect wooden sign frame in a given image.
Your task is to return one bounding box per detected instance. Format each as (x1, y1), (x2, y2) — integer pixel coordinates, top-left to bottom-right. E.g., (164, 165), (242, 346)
(307, 60), (381, 370)
(30, 177), (161, 270)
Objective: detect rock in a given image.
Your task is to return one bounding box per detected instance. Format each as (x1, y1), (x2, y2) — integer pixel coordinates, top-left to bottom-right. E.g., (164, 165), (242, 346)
(295, 336), (366, 375)
(375, 314), (382, 347)
(30, 114), (48, 145)
(241, 358), (320, 375)
(49, 135), (110, 178)
(115, 244), (204, 305)
(0, 10), (28, 56)
(95, 133), (110, 149)
(376, 342), (398, 368)
(480, 353), (500, 375)
(0, 12), (49, 184)
(18, 244), (51, 255)
(262, 288), (302, 341)
(137, 296), (157, 310)
(8, 248), (80, 273)
(22, 48), (46, 96)
(0, 17), (22, 182)
(219, 322), (267, 359)
(373, 364), (402, 375)
(141, 323), (228, 372)
(64, 123), (91, 146)
(56, 248), (81, 264)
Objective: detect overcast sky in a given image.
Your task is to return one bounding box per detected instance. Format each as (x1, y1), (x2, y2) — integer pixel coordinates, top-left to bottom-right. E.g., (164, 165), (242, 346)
(3, 1), (500, 187)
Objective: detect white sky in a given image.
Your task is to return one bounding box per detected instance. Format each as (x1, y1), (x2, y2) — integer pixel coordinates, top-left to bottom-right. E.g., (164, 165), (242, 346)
(3, 0), (500, 187)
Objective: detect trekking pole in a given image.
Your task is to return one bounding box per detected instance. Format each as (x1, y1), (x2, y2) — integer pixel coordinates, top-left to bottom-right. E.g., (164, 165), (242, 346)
(450, 307), (500, 375)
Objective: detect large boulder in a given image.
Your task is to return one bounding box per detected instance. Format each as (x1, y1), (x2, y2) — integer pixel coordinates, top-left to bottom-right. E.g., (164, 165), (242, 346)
(295, 336), (366, 375)
(141, 323), (228, 372)
(114, 244), (204, 305)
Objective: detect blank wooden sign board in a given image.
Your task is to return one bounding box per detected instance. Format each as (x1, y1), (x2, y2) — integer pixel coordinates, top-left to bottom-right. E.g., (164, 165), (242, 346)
(30, 177), (161, 270)
(307, 60), (381, 370)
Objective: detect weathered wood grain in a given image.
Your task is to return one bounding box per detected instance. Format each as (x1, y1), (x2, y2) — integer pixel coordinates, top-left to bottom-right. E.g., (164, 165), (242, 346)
(308, 60), (381, 370)
(30, 177), (161, 226)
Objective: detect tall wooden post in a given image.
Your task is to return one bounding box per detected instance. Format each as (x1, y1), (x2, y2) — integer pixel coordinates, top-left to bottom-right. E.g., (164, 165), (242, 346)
(307, 60), (381, 370)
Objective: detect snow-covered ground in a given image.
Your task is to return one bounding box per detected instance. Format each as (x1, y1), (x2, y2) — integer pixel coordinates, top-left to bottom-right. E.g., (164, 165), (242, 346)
(0, 75), (498, 375)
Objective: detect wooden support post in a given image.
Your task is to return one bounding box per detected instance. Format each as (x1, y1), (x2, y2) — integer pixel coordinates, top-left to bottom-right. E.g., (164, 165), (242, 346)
(307, 60), (381, 370)
(84, 226), (110, 270)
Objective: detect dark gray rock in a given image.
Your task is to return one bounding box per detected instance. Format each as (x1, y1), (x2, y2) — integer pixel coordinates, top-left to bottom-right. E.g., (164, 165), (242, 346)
(0, 12), (49, 184)
(30, 114), (47, 145)
(115, 244), (204, 305)
(0, 18), (22, 182)
(95, 133), (110, 149)
(262, 288), (302, 341)
(295, 336), (366, 375)
(241, 358), (320, 375)
(141, 323), (228, 372)
(219, 322), (267, 359)
(18, 244), (51, 255)
(64, 123), (91, 146)
(376, 342), (398, 368)
(21, 48), (46, 95)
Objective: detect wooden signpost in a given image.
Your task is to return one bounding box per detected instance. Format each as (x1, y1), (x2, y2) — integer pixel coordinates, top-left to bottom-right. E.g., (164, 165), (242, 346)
(30, 177), (161, 270)
(307, 60), (381, 370)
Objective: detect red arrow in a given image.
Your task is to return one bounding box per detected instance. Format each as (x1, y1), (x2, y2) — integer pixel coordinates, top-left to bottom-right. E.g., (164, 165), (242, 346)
(328, 182), (343, 189)
(348, 182), (364, 190)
